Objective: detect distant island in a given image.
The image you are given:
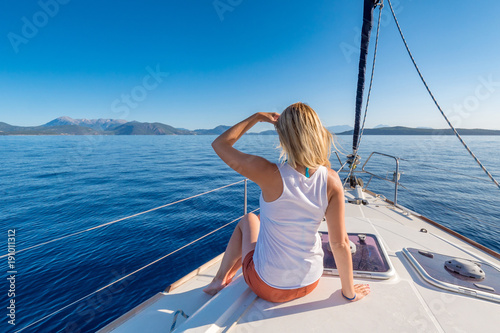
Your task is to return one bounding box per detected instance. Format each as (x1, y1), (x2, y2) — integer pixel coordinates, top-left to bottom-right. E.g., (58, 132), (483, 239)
(1, 117), (499, 136)
(336, 126), (500, 136)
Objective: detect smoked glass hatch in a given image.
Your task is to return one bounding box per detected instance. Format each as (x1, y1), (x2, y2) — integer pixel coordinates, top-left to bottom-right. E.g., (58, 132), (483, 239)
(320, 232), (394, 279)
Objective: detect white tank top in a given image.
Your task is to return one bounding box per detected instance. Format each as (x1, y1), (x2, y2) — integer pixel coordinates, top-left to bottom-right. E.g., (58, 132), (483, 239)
(253, 162), (329, 289)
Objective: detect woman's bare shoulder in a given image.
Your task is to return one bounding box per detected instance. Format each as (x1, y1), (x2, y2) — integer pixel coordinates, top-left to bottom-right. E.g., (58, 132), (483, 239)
(260, 161), (283, 202)
(326, 167), (343, 198)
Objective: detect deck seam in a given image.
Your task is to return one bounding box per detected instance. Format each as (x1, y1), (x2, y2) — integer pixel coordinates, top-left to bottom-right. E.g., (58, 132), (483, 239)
(406, 281), (446, 333)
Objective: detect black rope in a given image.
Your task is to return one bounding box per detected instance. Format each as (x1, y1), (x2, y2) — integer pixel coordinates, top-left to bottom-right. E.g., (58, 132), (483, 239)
(386, 0), (500, 190)
(170, 309), (189, 332)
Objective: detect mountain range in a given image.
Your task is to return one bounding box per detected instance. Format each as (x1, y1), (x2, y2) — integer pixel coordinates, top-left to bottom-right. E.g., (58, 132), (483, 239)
(1, 117), (499, 136)
(41, 116), (128, 131)
(0, 117), (230, 135)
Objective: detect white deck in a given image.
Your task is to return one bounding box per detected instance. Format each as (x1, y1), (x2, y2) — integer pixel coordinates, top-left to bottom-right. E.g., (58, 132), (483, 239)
(98, 190), (500, 333)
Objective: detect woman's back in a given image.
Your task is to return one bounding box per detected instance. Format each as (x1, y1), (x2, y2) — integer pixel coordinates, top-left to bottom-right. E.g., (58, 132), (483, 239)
(254, 162), (329, 289)
(205, 104), (370, 302)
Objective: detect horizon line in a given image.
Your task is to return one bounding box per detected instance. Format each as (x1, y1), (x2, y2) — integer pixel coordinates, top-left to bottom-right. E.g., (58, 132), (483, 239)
(3, 118), (500, 132)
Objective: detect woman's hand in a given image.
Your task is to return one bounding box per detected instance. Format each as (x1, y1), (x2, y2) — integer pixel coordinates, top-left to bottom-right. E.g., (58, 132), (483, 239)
(257, 112), (280, 125)
(342, 284), (370, 302)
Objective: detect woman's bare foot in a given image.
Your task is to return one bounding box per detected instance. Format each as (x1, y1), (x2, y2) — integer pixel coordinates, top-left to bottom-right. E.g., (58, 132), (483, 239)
(203, 278), (227, 296)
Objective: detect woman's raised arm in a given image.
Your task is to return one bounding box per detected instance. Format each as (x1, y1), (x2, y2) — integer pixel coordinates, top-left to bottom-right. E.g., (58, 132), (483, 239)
(212, 112), (279, 186)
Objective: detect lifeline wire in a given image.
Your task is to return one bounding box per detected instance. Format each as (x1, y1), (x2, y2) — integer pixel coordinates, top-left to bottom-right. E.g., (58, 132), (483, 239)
(15, 208), (260, 333)
(386, 0), (500, 190)
(398, 183), (499, 230)
(403, 159), (494, 183)
(1, 179), (246, 258)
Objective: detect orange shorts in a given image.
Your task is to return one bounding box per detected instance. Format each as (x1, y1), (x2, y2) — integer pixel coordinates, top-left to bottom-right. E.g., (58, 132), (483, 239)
(242, 250), (319, 303)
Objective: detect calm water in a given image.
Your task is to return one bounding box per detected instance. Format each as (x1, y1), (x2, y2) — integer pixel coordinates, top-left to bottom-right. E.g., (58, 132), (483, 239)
(1, 135), (499, 332)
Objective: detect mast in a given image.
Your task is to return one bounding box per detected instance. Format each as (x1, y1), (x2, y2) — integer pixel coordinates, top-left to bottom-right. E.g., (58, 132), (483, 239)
(352, 0), (378, 153)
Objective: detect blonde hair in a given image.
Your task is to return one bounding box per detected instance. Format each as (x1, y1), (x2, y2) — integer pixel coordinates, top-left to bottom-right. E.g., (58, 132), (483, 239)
(275, 102), (333, 169)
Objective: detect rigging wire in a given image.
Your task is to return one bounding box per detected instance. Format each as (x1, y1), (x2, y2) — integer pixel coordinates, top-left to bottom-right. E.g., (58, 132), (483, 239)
(402, 159), (495, 183)
(14, 208), (260, 333)
(337, 161), (348, 174)
(1, 179), (246, 259)
(398, 183), (499, 231)
(386, 0), (500, 190)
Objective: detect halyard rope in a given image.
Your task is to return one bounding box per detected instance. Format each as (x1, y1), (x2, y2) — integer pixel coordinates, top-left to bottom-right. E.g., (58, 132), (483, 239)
(387, 0), (500, 190)
(1, 179), (246, 258)
(15, 208), (259, 333)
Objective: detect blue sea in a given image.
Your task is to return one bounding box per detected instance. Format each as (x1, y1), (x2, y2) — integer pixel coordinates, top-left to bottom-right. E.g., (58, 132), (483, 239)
(1, 135), (499, 332)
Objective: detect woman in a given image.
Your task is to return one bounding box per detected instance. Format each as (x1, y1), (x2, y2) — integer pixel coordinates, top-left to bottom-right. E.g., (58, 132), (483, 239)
(203, 102), (370, 303)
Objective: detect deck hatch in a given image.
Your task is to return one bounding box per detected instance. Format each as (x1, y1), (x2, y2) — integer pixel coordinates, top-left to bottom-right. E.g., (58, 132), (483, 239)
(320, 232), (394, 279)
(403, 247), (500, 303)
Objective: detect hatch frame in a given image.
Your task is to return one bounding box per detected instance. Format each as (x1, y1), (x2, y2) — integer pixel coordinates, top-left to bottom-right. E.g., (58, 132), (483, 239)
(403, 247), (500, 303)
(321, 232), (396, 280)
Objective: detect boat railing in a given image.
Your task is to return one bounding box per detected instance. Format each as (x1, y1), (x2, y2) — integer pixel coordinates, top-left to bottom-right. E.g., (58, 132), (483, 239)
(336, 151), (402, 205)
(9, 179), (254, 332)
(362, 152), (402, 205)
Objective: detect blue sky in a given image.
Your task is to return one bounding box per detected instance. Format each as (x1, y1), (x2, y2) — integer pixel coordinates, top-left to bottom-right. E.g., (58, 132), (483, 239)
(1, 0), (499, 130)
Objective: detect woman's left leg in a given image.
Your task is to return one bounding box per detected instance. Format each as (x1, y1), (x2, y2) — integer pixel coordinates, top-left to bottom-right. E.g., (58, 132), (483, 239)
(203, 213), (260, 295)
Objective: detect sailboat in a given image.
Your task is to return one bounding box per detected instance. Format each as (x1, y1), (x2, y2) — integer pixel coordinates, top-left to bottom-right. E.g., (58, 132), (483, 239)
(94, 1), (500, 332)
